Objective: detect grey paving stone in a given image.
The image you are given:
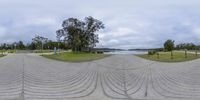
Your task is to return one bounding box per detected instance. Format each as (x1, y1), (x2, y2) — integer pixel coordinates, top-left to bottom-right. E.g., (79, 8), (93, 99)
(0, 54), (200, 100)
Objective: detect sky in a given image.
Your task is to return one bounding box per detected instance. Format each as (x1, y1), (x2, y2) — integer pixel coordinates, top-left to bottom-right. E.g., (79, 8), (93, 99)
(0, 0), (200, 49)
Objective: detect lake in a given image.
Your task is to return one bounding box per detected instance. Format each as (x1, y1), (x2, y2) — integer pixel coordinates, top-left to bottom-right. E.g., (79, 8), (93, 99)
(104, 50), (147, 54)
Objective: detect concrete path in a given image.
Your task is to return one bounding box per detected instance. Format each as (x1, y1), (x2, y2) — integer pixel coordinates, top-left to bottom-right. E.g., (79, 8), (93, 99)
(0, 54), (200, 100)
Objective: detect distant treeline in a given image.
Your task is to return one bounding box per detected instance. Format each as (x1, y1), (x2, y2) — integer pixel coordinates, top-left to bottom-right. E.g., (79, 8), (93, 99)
(94, 42), (200, 52)
(175, 43), (198, 50)
(0, 41), (68, 50)
(0, 35), (69, 50)
(130, 43), (200, 51)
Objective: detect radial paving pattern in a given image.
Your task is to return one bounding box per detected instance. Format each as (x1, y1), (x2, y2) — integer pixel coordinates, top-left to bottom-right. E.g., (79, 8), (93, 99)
(0, 54), (23, 100)
(0, 54), (200, 100)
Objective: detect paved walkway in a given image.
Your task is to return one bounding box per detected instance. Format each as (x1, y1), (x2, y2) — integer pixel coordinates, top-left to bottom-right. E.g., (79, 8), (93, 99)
(0, 54), (200, 100)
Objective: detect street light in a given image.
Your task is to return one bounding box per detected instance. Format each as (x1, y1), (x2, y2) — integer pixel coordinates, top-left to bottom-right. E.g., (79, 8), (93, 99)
(57, 38), (61, 54)
(14, 43), (17, 53)
(58, 42), (60, 54)
(41, 37), (48, 55)
(41, 42), (43, 55)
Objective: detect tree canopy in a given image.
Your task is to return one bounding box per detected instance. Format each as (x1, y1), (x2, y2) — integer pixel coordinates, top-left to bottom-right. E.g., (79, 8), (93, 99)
(56, 16), (105, 52)
(17, 41), (25, 50)
(164, 39), (175, 51)
(32, 35), (48, 49)
(176, 43), (196, 50)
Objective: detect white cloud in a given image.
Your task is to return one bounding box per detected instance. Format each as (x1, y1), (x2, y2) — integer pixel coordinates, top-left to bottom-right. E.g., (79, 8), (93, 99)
(0, 26), (7, 38)
(25, 17), (57, 26)
(0, 26), (6, 34)
(1, 0), (200, 48)
(193, 28), (200, 34)
(192, 28), (200, 40)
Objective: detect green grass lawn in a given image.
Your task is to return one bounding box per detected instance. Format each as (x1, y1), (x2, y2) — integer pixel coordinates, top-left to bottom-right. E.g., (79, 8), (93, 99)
(0, 50), (16, 53)
(42, 52), (110, 62)
(34, 49), (68, 53)
(136, 51), (200, 62)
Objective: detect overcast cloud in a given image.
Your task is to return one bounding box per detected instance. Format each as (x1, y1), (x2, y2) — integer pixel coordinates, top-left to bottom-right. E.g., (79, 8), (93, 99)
(0, 0), (200, 49)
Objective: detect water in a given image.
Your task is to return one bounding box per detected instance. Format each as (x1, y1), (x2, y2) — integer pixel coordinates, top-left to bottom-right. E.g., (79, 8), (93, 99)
(104, 50), (147, 54)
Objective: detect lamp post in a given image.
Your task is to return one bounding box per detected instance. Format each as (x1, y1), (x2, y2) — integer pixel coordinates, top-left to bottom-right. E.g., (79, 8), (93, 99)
(195, 49), (198, 57)
(41, 42), (43, 55)
(41, 38), (47, 55)
(14, 43), (17, 53)
(57, 38), (61, 54)
(1, 44), (3, 55)
(58, 42), (60, 54)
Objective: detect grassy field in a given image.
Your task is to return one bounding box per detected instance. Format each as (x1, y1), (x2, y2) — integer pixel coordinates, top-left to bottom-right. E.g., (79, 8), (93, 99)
(34, 49), (69, 53)
(42, 52), (110, 62)
(136, 51), (200, 62)
(0, 50), (16, 53)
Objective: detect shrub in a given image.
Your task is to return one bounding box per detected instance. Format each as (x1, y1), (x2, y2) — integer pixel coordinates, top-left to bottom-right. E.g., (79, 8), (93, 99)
(148, 50), (157, 55)
(8, 51), (14, 53)
(97, 51), (104, 54)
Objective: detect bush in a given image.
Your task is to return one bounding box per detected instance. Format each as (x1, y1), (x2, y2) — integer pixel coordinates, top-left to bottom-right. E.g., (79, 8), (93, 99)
(8, 50), (15, 53)
(97, 51), (104, 54)
(148, 50), (157, 55)
(90, 50), (104, 54)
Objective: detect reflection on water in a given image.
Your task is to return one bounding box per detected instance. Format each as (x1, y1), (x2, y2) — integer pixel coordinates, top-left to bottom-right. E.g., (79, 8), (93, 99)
(104, 50), (147, 54)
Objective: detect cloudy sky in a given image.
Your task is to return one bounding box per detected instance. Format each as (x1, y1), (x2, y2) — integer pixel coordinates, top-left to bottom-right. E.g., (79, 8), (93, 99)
(0, 0), (200, 49)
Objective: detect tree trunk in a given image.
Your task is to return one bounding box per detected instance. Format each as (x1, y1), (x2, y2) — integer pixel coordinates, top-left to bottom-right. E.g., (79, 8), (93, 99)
(171, 51), (173, 59)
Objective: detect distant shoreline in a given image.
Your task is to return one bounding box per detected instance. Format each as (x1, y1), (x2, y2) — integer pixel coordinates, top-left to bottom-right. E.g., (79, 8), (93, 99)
(93, 48), (161, 52)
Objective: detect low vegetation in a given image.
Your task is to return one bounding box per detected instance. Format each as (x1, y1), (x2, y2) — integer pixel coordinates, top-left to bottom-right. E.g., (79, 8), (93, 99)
(0, 50), (16, 54)
(33, 50), (53, 53)
(42, 52), (110, 62)
(136, 51), (200, 62)
(0, 54), (4, 57)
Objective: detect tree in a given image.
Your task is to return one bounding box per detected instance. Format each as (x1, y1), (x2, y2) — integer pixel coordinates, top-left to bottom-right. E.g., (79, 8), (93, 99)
(176, 43), (196, 50)
(27, 42), (37, 50)
(0, 43), (14, 50)
(45, 41), (68, 50)
(17, 41), (25, 50)
(164, 39), (175, 51)
(32, 35), (48, 50)
(56, 16), (104, 52)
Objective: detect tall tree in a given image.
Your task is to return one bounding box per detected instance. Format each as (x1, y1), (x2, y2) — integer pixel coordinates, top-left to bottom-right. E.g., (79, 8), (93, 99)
(17, 41), (25, 50)
(32, 35), (48, 50)
(164, 39), (175, 51)
(56, 16), (104, 52)
(27, 42), (37, 50)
